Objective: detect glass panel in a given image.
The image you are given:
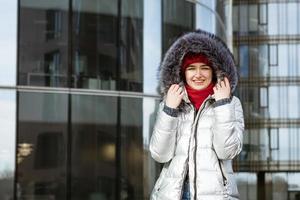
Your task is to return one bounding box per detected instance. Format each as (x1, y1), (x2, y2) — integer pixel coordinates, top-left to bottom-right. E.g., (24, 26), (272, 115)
(239, 5), (248, 35)
(0, 1), (17, 86)
(269, 86), (300, 119)
(196, 0), (217, 34)
(18, 92), (68, 199)
(19, 1), (69, 87)
(236, 173), (257, 200)
(71, 95), (117, 200)
(239, 45), (249, 77)
(0, 90), (16, 200)
(271, 173), (288, 200)
(249, 5), (258, 34)
(72, 0), (143, 92)
(259, 3), (267, 25)
(120, 98), (143, 199)
(143, 0), (161, 95)
(269, 44), (278, 66)
(72, 0), (118, 90)
(119, 0), (144, 92)
(162, 0), (195, 53)
(268, 3), (300, 35)
(258, 45), (269, 76)
(260, 87), (268, 108)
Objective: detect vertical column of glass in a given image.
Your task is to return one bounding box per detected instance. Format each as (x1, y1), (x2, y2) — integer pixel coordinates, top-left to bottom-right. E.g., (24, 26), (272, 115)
(0, 0), (17, 199)
(72, 0), (118, 90)
(0, 91), (16, 200)
(162, 0), (195, 53)
(18, 1), (69, 87)
(17, 92), (68, 199)
(119, 0), (144, 92)
(143, 0), (161, 95)
(71, 95), (117, 200)
(0, 0), (17, 86)
(72, 0), (143, 92)
(142, 1), (162, 197)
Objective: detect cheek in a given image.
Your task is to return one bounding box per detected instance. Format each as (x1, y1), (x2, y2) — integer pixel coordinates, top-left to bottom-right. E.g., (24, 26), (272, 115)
(185, 71), (192, 80)
(203, 71), (213, 79)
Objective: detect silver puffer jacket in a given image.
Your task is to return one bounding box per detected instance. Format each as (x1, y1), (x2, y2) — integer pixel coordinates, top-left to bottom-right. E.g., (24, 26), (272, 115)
(150, 94), (244, 200)
(149, 30), (244, 200)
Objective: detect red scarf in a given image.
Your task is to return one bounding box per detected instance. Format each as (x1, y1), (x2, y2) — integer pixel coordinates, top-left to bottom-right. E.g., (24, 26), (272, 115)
(185, 83), (215, 110)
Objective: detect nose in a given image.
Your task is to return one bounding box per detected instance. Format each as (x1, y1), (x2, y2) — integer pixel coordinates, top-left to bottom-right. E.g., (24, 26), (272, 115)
(194, 67), (202, 77)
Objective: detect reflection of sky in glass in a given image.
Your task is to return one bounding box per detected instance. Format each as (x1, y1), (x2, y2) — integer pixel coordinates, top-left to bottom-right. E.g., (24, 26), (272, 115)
(0, 90), (16, 175)
(0, 1), (17, 86)
(288, 173), (300, 190)
(142, 97), (158, 147)
(270, 44), (300, 77)
(269, 86), (299, 119)
(143, 0), (161, 95)
(268, 3), (300, 35)
(196, 0), (215, 33)
(235, 172), (257, 200)
(270, 128), (300, 161)
(239, 45), (249, 77)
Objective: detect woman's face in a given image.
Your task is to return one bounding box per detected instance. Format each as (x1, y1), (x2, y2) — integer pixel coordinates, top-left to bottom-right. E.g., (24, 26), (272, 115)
(184, 62), (213, 90)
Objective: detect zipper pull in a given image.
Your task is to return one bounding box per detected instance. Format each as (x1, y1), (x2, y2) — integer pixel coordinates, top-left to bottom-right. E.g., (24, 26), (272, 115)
(223, 179), (228, 186)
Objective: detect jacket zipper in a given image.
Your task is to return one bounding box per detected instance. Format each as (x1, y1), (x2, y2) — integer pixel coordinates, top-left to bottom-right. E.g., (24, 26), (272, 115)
(193, 98), (211, 200)
(218, 159), (228, 186)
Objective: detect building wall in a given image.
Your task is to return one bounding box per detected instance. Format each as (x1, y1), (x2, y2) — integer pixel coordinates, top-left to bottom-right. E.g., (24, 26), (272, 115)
(2, 0), (300, 200)
(233, 1), (300, 200)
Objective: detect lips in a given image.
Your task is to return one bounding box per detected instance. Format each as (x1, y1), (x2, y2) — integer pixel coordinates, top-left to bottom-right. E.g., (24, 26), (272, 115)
(193, 80), (205, 84)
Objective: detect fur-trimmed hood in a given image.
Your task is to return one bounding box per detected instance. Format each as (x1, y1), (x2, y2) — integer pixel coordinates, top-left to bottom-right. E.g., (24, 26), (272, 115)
(158, 29), (238, 98)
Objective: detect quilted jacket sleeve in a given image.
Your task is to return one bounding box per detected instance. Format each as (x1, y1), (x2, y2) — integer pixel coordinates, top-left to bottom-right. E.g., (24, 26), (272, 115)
(149, 102), (178, 163)
(212, 96), (244, 160)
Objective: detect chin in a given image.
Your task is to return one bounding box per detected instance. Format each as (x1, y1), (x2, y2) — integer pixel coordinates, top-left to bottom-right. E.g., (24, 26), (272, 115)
(192, 85), (207, 90)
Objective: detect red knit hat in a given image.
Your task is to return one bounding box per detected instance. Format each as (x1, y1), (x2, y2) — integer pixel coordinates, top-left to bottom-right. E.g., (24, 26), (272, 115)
(181, 53), (211, 71)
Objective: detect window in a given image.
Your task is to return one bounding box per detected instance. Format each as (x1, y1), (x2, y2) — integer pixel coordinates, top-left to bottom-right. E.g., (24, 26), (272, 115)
(259, 4), (268, 25)
(260, 87), (268, 108)
(268, 44), (278, 66)
(46, 10), (62, 40)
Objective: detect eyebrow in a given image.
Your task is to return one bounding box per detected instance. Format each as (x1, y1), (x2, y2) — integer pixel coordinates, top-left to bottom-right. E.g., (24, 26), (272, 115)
(187, 64), (210, 67)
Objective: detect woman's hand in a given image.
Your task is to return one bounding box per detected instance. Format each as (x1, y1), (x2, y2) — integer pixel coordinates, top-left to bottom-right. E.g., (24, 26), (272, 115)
(213, 77), (231, 101)
(165, 84), (184, 108)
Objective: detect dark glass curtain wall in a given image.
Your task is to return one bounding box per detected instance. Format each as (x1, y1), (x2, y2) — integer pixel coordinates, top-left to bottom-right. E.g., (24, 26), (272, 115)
(17, 93), (144, 199)
(162, 0), (195, 53)
(18, 0), (143, 92)
(18, 1), (69, 87)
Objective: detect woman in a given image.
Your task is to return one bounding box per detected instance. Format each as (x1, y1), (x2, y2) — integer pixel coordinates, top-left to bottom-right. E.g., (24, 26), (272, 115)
(150, 29), (244, 200)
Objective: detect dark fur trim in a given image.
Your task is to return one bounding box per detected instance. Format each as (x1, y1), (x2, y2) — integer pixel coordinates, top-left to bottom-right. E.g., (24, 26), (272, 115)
(158, 29), (239, 103)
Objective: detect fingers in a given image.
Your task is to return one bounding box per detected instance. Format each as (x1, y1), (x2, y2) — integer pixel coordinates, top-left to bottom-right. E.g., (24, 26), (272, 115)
(215, 77), (230, 89)
(169, 84), (183, 94)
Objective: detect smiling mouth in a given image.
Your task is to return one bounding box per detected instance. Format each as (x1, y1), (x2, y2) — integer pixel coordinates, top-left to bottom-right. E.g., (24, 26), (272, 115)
(193, 80), (205, 84)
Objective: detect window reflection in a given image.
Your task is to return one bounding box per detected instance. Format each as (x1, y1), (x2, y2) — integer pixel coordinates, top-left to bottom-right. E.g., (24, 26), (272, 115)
(120, 98), (143, 199)
(18, 92), (68, 199)
(72, 0), (143, 92)
(71, 95), (117, 200)
(0, 90), (16, 200)
(234, 2), (300, 36)
(0, 1), (17, 86)
(119, 0), (143, 91)
(19, 1), (69, 87)
(162, 0), (195, 53)
(72, 0), (118, 90)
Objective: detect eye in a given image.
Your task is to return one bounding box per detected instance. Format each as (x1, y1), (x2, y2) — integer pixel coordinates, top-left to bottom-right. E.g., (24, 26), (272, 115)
(201, 66), (211, 70)
(186, 66), (195, 71)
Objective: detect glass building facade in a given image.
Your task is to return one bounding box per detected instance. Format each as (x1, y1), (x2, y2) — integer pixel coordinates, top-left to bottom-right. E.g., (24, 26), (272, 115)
(0, 0), (299, 199)
(233, 0), (300, 200)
